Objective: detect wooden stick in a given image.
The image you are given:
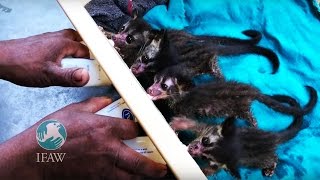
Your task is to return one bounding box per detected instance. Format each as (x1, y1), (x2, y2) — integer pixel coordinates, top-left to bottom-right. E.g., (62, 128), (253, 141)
(57, 0), (206, 179)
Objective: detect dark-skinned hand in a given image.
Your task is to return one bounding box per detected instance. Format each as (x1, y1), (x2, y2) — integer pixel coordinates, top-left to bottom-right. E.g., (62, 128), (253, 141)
(0, 29), (91, 87)
(0, 97), (167, 179)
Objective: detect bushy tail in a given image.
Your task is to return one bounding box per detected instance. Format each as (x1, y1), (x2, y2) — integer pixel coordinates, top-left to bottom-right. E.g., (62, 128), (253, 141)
(215, 45), (279, 74)
(271, 95), (303, 143)
(256, 86), (317, 115)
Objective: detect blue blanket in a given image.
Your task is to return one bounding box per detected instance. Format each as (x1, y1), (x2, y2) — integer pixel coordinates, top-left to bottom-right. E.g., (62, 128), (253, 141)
(144, 0), (320, 179)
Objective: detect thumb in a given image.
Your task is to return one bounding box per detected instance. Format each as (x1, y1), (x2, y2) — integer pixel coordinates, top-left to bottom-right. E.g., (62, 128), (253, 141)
(47, 65), (90, 87)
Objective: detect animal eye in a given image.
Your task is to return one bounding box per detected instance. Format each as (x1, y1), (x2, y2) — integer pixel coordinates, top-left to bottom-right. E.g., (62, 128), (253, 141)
(126, 35), (134, 44)
(142, 55), (148, 62)
(161, 83), (168, 90)
(201, 137), (210, 146)
(120, 26), (125, 31)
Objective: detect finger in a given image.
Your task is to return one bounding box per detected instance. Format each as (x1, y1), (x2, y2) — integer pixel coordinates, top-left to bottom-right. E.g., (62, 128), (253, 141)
(46, 63), (90, 87)
(112, 168), (141, 180)
(102, 119), (139, 140)
(61, 40), (90, 59)
(115, 144), (167, 178)
(69, 116), (139, 139)
(63, 97), (113, 113)
(57, 29), (83, 42)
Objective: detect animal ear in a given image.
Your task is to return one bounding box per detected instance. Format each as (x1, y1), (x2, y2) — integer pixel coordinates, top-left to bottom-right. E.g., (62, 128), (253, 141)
(161, 29), (168, 39)
(132, 9), (139, 19)
(221, 117), (236, 136)
(160, 29), (166, 35)
(150, 30), (164, 41)
(177, 77), (193, 90)
(149, 30), (159, 38)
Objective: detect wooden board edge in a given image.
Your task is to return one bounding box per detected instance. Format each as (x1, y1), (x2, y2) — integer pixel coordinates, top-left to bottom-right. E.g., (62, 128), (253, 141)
(57, 0), (207, 179)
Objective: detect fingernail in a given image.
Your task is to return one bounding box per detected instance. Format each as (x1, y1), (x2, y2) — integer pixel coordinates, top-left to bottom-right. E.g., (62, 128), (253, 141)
(100, 96), (112, 104)
(158, 164), (168, 177)
(73, 69), (86, 82)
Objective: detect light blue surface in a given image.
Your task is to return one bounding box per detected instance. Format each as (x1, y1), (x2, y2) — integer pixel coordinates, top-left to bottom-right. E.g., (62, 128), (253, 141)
(145, 0), (320, 179)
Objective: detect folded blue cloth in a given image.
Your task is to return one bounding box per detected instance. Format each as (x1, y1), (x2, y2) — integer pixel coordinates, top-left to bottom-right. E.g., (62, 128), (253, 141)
(145, 0), (320, 179)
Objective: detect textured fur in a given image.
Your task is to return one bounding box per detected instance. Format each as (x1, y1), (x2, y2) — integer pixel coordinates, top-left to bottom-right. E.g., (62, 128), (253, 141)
(153, 81), (317, 126)
(146, 54), (219, 102)
(113, 16), (263, 74)
(170, 95), (304, 178)
(131, 29), (279, 76)
(112, 13), (154, 66)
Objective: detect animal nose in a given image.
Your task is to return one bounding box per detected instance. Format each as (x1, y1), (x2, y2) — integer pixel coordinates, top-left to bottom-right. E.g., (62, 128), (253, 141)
(194, 145), (199, 149)
(189, 143), (200, 151)
(147, 88), (153, 95)
(132, 63), (141, 70)
(191, 144), (199, 150)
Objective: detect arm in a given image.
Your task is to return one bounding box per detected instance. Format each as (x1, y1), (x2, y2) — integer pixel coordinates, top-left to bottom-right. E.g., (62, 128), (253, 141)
(0, 124), (41, 179)
(0, 97), (167, 179)
(0, 29), (90, 87)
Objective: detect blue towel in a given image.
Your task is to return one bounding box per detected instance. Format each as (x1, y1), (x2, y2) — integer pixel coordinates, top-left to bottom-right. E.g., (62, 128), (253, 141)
(144, 0), (320, 179)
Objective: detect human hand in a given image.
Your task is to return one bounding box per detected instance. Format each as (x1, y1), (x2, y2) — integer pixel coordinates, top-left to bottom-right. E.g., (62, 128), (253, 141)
(0, 97), (167, 179)
(0, 29), (90, 87)
(42, 97), (167, 179)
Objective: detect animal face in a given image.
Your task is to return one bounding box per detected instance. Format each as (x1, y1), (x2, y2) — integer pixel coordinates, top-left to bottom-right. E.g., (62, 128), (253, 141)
(112, 17), (153, 49)
(188, 126), (223, 158)
(147, 75), (180, 100)
(131, 34), (163, 75)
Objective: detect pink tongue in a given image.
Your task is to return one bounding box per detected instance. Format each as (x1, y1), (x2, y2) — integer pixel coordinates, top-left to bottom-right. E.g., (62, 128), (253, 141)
(131, 63), (146, 75)
(147, 88), (162, 96)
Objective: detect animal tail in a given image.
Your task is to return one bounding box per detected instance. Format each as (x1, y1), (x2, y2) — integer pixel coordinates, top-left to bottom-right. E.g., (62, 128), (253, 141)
(216, 45), (279, 74)
(203, 30), (262, 46)
(241, 30), (262, 44)
(271, 95), (303, 143)
(256, 86), (317, 115)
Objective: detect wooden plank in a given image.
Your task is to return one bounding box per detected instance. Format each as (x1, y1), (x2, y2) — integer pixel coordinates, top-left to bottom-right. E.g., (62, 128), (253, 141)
(57, 0), (206, 179)
(78, 0), (90, 6)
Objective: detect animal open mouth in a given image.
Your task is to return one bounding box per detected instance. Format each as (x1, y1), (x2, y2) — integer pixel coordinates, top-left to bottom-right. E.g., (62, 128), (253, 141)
(112, 34), (127, 47)
(130, 63), (146, 76)
(147, 93), (169, 101)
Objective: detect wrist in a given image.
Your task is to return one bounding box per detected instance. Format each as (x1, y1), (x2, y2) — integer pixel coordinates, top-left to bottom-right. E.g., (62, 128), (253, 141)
(0, 125), (43, 179)
(0, 41), (11, 80)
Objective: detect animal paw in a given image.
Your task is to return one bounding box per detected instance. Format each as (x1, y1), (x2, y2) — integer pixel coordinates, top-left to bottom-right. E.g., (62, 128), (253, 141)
(170, 116), (196, 131)
(262, 162), (277, 177)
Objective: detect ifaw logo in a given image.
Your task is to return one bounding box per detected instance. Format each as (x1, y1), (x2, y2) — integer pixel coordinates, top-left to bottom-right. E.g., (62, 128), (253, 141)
(36, 120), (67, 163)
(122, 108), (134, 120)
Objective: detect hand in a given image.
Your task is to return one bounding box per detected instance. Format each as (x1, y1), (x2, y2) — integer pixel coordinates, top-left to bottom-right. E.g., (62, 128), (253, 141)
(0, 29), (90, 87)
(0, 97), (167, 179)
